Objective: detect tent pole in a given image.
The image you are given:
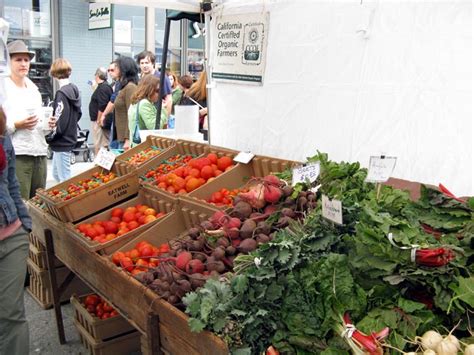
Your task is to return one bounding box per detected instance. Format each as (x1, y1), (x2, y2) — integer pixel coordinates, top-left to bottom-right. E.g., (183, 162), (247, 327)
(204, 12), (212, 144)
(156, 17), (171, 129)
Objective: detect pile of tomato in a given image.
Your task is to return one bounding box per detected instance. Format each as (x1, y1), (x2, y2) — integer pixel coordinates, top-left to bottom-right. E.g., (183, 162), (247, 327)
(125, 146), (163, 166)
(76, 205), (165, 244)
(142, 154), (194, 181)
(207, 187), (248, 206)
(153, 153), (235, 194)
(48, 171), (117, 201)
(82, 294), (119, 320)
(111, 241), (170, 276)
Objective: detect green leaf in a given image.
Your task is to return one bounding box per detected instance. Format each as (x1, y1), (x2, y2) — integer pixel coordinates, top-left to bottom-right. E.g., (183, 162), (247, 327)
(449, 276), (474, 308)
(232, 275), (249, 294)
(397, 298), (426, 313)
(188, 318), (206, 332)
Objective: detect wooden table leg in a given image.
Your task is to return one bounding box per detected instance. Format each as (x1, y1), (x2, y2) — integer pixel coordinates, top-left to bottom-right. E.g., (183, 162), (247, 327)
(44, 229), (66, 344)
(146, 312), (162, 355)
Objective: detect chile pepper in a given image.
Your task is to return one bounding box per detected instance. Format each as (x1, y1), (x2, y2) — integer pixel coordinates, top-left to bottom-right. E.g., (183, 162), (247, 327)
(342, 312), (389, 355)
(438, 183), (467, 204)
(415, 247), (455, 267)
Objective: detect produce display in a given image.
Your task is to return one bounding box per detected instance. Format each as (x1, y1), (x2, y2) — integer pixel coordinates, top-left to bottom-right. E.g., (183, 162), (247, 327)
(131, 174), (315, 307)
(181, 153), (473, 354)
(47, 171), (117, 200)
(29, 195), (47, 210)
(82, 294), (119, 320)
(111, 240), (171, 276)
(124, 146), (163, 166)
(142, 154), (194, 181)
(75, 205), (165, 244)
(146, 153), (236, 194)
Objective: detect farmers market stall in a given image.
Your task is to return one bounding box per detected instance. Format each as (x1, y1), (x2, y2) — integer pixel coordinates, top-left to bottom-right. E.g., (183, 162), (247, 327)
(28, 135), (473, 355)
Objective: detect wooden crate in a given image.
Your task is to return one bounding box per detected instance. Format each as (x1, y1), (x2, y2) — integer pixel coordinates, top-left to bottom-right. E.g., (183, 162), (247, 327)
(28, 232), (46, 251)
(36, 164), (139, 223)
(26, 259), (91, 309)
(251, 154), (301, 177)
(115, 135), (176, 176)
(71, 294), (136, 341)
(65, 186), (177, 255)
(27, 198), (51, 245)
(140, 334), (170, 355)
(74, 319), (140, 355)
(28, 243), (64, 269)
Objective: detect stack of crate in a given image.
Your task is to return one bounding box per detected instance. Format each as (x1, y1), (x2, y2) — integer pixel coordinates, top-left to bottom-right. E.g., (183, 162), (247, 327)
(26, 232), (90, 309)
(71, 294), (140, 355)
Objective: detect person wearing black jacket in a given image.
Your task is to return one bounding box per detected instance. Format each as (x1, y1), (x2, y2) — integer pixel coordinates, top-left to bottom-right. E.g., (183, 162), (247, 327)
(48, 58), (82, 182)
(89, 67), (113, 154)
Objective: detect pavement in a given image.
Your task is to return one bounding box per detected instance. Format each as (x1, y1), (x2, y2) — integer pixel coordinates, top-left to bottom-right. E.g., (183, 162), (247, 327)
(26, 157), (94, 354)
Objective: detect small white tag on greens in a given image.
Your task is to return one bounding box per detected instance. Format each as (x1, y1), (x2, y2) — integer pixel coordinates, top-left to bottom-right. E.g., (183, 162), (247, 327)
(322, 194), (343, 225)
(365, 156), (397, 183)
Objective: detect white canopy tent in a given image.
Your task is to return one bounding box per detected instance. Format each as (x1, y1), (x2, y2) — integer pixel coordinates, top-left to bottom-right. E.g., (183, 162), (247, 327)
(106, 0), (473, 196)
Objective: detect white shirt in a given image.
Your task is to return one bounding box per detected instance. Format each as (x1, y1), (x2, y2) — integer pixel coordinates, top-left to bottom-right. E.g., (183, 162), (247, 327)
(3, 77), (48, 156)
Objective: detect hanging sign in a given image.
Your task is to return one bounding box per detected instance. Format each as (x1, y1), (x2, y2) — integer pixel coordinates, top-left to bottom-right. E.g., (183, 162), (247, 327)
(89, 3), (112, 30)
(365, 156), (397, 183)
(292, 162), (320, 186)
(94, 147), (116, 170)
(321, 195), (343, 225)
(211, 12), (269, 85)
(234, 151), (255, 164)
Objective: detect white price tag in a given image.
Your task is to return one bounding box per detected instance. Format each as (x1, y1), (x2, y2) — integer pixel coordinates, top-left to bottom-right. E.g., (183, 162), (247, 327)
(94, 147), (116, 170)
(322, 195), (343, 225)
(292, 162), (320, 186)
(365, 156), (397, 183)
(233, 151), (255, 164)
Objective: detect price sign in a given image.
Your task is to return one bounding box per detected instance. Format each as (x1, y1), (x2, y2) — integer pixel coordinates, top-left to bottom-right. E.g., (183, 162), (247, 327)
(94, 147), (116, 170)
(233, 151), (255, 164)
(292, 162), (320, 186)
(322, 195), (343, 225)
(365, 156), (397, 183)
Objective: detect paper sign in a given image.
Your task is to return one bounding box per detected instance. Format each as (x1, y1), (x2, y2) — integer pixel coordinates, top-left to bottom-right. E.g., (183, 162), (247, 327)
(322, 195), (343, 225)
(94, 147), (116, 170)
(365, 156), (397, 182)
(292, 162), (320, 186)
(233, 151), (255, 164)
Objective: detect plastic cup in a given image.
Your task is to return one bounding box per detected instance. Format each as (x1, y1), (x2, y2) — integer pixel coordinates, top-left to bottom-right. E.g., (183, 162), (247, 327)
(41, 107), (54, 130)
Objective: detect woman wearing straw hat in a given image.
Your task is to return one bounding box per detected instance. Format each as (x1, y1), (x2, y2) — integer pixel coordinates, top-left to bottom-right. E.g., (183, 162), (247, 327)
(3, 40), (49, 199)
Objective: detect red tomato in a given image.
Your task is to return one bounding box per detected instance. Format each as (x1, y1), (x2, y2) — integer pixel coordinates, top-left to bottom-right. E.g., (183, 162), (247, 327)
(207, 153), (218, 164)
(217, 156), (232, 171)
(103, 221), (118, 234)
(111, 208), (123, 219)
(84, 294), (100, 306)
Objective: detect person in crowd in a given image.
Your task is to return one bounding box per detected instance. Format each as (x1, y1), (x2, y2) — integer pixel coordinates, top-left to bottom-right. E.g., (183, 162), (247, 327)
(0, 106), (33, 355)
(113, 56), (138, 150)
(180, 71), (208, 133)
(168, 71), (183, 115)
(98, 61), (120, 146)
(127, 75), (166, 147)
(89, 67), (112, 154)
(136, 51), (172, 118)
(178, 74), (194, 96)
(3, 40), (47, 199)
(47, 58), (82, 182)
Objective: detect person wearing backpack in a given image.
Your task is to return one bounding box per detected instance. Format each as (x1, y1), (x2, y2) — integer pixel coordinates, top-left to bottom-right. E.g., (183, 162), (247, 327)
(47, 58), (82, 182)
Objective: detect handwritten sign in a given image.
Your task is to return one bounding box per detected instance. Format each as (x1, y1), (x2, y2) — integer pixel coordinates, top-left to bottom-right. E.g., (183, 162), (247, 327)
(322, 195), (343, 225)
(292, 162), (320, 186)
(365, 156), (397, 183)
(233, 151), (255, 164)
(88, 3), (112, 30)
(94, 147), (115, 170)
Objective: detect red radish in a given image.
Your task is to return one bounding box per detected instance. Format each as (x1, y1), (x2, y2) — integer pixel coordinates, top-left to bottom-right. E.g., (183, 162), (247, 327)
(232, 239), (241, 248)
(186, 259), (205, 274)
(176, 251), (192, 271)
(225, 217), (241, 229)
(263, 174), (281, 186)
(240, 183), (266, 209)
(210, 210), (228, 227)
(264, 185), (282, 204)
(264, 204), (278, 215)
(226, 227), (240, 240)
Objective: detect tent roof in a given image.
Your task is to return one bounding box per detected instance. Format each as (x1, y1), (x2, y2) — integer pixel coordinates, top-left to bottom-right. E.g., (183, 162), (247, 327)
(101, 0), (200, 12)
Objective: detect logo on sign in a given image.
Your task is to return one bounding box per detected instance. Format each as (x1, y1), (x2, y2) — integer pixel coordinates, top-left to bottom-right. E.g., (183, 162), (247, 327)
(242, 23), (264, 64)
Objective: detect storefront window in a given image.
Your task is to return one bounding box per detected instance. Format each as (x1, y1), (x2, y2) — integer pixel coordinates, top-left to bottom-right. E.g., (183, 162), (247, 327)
(155, 9), (181, 75)
(5, 0), (51, 38)
(24, 40), (53, 103)
(113, 5), (145, 58)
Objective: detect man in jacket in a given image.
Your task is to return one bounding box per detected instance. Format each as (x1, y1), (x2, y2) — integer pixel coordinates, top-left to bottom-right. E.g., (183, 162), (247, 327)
(89, 67), (112, 154)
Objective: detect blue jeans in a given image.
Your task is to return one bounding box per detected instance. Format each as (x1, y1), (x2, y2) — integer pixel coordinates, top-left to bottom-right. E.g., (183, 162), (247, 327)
(52, 151), (71, 183)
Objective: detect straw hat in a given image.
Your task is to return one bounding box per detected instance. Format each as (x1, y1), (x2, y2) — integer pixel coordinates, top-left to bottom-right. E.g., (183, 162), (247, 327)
(7, 40), (35, 60)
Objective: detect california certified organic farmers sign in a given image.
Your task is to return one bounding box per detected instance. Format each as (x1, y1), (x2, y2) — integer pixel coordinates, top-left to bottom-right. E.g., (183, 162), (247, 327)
(211, 12), (269, 84)
(88, 3), (112, 30)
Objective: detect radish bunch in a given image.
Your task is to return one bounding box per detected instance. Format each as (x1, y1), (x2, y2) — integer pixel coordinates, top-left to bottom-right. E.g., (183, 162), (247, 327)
(134, 175), (317, 308)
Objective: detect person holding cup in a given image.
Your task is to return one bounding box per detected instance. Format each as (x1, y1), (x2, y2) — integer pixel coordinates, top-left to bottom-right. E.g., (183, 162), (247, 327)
(3, 40), (49, 199)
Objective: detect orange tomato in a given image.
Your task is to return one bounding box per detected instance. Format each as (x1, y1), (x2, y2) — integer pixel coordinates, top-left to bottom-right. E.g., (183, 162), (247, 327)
(143, 208), (157, 216)
(217, 156), (232, 171)
(136, 241), (151, 250)
(144, 215), (157, 224)
(189, 168), (200, 178)
(122, 211), (136, 223)
(117, 228), (130, 236)
(185, 177), (201, 192)
(111, 251), (125, 265)
(110, 216), (121, 224)
(111, 208), (123, 218)
(157, 182), (167, 189)
(105, 233), (116, 242)
(214, 169), (223, 177)
(93, 225), (106, 235)
(127, 220), (140, 230)
(166, 185), (176, 194)
(129, 249), (140, 260)
(172, 176), (186, 191)
(124, 206), (137, 214)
